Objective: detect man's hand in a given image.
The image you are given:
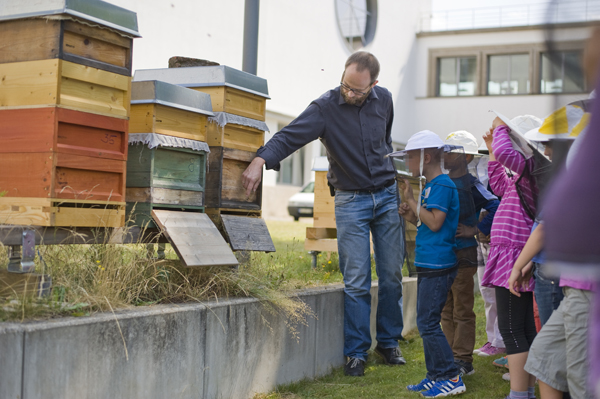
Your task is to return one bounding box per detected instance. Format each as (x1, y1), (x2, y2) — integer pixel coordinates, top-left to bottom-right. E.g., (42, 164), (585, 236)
(242, 157), (266, 198)
(456, 223), (477, 238)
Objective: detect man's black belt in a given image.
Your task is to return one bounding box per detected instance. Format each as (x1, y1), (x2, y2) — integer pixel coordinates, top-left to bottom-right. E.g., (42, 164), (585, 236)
(339, 179), (396, 194)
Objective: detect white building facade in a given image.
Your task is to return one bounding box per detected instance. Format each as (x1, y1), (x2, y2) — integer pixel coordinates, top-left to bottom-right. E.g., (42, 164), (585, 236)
(104, 0), (597, 218)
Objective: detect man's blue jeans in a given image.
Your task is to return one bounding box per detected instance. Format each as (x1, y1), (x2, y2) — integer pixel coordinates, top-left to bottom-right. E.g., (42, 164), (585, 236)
(417, 269), (460, 381)
(335, 183), (404, 361)
(534, 263), (564, 326)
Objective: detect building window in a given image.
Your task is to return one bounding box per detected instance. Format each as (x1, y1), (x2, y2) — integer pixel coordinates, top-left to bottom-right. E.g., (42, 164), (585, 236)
(276, 123), (305, 186)
(277, 148), (305, 186)
(540, 50), (585, 93)
(488, 54), (530, 95)
(335, 0), (377, 51)
(437, 56), (477, 96)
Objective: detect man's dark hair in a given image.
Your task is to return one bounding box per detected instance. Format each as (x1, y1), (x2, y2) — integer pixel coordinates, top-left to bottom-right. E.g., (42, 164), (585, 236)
(345, 52), (380, 83)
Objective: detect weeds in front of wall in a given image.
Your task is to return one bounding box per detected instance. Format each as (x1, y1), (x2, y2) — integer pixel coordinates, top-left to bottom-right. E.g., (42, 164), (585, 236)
(0, 224), (323, 337)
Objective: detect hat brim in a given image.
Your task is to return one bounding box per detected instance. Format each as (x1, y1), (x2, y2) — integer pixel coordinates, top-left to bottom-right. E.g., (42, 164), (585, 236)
(525, 127), (575, 142)
(387, 144), (464, 158)
(492, 110), (537, 158)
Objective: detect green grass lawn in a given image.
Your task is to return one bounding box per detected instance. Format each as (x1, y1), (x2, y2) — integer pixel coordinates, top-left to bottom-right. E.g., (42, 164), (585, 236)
(254, 293), (524, 399)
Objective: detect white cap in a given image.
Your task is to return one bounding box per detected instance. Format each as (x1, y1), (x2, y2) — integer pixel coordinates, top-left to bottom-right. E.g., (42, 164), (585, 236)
(445, 131), (479, 155)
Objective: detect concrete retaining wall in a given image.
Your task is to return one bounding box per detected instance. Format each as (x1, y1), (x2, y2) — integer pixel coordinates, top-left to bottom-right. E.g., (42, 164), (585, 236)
(0, 279), (417, 399)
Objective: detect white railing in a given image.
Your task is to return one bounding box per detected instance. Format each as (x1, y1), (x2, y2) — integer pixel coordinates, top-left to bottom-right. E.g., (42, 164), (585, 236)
(421, 0), (600, 32)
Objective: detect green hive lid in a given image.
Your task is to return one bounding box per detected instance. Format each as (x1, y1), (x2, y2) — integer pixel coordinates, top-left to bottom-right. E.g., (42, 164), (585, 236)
(131, 81), (214, 116)
(0, 0), (141, 38)
(133, 66), (270, 99)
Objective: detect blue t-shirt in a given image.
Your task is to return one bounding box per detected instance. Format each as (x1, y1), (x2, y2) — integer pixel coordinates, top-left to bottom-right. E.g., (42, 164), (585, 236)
(531, 219), (545, 264)
(415, 174), (460, 269)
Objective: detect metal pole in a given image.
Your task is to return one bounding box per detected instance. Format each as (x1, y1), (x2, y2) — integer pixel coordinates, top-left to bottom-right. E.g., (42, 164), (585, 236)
(242, 0), (260, 75)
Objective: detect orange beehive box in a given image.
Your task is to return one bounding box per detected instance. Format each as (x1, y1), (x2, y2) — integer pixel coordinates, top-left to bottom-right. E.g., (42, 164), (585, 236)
(0, 107), (127, 202)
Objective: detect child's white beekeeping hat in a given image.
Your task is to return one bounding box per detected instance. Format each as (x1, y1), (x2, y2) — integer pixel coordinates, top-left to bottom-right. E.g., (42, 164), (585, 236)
(445, 131), (479, 155)
(388, 130), (454, 157)
(525, 99), (592, 142)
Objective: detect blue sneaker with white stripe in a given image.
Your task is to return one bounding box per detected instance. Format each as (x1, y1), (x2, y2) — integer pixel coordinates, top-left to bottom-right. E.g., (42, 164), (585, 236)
(420, 376), (466, 397)
(407, 378), (434, 392)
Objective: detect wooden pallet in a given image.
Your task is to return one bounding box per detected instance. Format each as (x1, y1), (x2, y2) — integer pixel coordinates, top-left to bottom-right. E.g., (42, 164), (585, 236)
(206, 119), (264, 152)
(0, 18), (133, 76)
(205, 147), (261, 210)
(191, 86), (266, 121)
(0, 107), (128, 160)
(0, 59), (131, 118)
(130, 103), (208, 142)
(0, 197), (125, 227)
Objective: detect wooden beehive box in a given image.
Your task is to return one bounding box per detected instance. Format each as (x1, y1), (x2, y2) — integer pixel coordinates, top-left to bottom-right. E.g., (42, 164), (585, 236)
(305, 157), (337, 252)
(130, 80), (214, 142)
(0, 59), (131, 118)
(205, 147), (261, 211)
(0, 18), (135, 76)
(0, 107), (127, 202)
(133, 65), (270, 121)
(0, 197), (125, 227)
(126, 134), (208, 227)
(312, 170), (336, 228)
(207, 113), (268, 152)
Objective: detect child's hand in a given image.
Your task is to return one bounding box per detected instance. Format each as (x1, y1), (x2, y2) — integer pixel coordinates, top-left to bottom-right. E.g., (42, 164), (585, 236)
(399, 202), (417, 224)
(402, 179), (415, 202)
(492, 116), (507, 130)
(508, 267), (523, 297)
(456, 223), (477, 238)
(482, 128), (494, 153)
(508, 261), (533, 297)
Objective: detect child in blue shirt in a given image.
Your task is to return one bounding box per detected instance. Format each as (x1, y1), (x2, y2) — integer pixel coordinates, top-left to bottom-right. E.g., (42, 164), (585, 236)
(397, 130), (465, 397)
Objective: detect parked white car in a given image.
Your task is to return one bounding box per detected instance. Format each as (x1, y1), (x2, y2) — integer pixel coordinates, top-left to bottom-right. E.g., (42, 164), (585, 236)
(287, 181), (314, 221)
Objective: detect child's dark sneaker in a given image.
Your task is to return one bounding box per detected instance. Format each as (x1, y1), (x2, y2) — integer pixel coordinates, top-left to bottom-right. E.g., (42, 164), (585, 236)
(455, 359), (475, 376)
(407, 378), (435, 392)
(420, 376), (466, 397)
(344, 357), (365, 377)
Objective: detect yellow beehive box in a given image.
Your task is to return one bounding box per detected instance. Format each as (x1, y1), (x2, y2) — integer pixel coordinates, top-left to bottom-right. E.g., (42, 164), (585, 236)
(129, 80), (214, 141)
(206, 113), (268, 152)
(133, 65), (270, 121)
(0, 59), (131, 118)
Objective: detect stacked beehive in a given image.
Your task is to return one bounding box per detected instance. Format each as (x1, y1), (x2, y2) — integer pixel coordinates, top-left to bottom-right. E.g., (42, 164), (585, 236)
(0, 0), (140, 227)
(133, 66), (275, 252)
(126, 80), (214, 227)
(305, 157), (338, 253)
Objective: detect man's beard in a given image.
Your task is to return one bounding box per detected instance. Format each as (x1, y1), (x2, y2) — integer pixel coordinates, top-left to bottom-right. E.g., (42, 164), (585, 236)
(341, 90), (367, 106)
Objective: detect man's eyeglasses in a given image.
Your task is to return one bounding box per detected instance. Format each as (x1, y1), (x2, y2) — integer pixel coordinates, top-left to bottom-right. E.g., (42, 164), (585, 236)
(340, 81), (373, 96)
